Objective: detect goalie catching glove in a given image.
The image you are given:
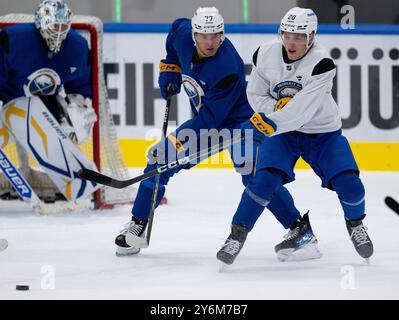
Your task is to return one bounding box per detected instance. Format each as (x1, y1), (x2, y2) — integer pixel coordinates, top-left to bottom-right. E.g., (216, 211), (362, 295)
(56, 93), (97, 145)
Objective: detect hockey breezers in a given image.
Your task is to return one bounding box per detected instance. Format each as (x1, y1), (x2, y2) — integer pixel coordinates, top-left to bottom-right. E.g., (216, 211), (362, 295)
(77, 133), (243, 189)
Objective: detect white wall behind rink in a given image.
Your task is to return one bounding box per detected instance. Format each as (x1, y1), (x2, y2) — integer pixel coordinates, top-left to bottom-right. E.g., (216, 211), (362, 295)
(102, 32), (399, 142)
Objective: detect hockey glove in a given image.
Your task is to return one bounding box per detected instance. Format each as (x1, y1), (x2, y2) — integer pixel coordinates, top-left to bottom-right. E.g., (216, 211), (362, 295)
(158, 60), (182, 100)
(147, 134), (185, 165)
(274, 97), (292, 111)
(240, 113), (277, 145)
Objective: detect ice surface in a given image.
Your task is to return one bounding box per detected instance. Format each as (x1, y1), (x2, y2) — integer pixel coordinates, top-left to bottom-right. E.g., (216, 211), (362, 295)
(0, 169), (398, 300)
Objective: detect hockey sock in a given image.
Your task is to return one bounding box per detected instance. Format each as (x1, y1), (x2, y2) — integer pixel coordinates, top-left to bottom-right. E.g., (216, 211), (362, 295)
(131, 179), (166, 220)
(232, 169), (284, 230)
(267, 186), (301, 229)
(330, 171), (365, 221)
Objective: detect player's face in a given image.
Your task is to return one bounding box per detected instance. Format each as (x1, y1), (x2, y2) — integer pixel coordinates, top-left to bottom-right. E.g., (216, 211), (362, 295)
(281, 32), (310, 60)
(194, 33), (223, 58)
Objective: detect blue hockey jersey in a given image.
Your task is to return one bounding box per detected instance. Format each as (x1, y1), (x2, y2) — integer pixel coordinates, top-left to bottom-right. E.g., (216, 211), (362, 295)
(0, 24), (91, 104)
(163, 19), (253, 137)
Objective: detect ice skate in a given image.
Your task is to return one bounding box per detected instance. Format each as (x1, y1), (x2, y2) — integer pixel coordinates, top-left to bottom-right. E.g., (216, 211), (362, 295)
(274, 212), (322, 262)
(345, 218), (373, 262)
(217, 224), (249, 266)
(115, 217), (147, 256)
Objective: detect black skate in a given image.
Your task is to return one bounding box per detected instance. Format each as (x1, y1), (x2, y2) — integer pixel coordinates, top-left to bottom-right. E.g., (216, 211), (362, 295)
(115, 217), (147, 257)
(345, 218), (373, 261)
(217, 224), (249, 266)
(274, 212), (322, 262)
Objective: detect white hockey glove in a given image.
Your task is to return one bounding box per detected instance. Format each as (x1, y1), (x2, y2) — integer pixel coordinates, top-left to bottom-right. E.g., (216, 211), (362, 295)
(57, 94), (97, 145)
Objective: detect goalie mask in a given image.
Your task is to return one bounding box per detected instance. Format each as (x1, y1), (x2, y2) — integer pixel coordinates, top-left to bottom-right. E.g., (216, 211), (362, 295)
(191, 7), (225, 43)
(35, 0), (72, 53)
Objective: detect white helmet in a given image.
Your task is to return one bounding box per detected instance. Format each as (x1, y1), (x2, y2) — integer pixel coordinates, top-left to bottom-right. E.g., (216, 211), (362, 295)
(280, 7), (318, 47)
(191, 7), (225, 42)
(35, 0), (72, 53)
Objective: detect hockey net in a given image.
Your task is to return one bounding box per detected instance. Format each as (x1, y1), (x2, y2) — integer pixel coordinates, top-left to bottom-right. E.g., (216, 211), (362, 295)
(0, 14), (136, 212)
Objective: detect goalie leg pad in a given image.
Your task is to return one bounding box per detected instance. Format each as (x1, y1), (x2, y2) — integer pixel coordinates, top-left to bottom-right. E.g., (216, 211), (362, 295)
(1, 97), (100, 201)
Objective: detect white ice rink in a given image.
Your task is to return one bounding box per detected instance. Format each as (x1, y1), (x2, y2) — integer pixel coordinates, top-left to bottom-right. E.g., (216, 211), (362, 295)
(0, 169), (398, 300)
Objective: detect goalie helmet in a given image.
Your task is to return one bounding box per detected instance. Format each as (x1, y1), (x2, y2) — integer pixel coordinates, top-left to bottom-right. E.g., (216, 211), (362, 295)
(279, 7), (318, 48)
(34, 0), (72, 53)
(191, 7), (225, 42)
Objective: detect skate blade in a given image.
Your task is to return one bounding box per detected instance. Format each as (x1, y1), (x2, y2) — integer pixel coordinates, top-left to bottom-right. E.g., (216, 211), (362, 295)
(218, 262), (229, 273)
(115, 246), (140, 257)
(277, 242), (322, 262)
(0, 239), (8, 252)
(125, 232), (148, 248)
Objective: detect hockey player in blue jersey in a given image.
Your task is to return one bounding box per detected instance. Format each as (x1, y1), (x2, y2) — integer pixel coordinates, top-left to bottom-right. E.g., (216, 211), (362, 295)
(0, 0), (98, 202)
(115, 7), (320, 258)
(217, 7), (374, 264)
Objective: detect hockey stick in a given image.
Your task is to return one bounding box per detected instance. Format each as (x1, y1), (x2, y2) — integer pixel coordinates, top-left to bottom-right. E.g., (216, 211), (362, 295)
(124, 85), (174, 248)
(0, 147), (42, 212)
(78, 133), (243, 189)
(0, 238), (8, 253)
(385, 196), (399, 215)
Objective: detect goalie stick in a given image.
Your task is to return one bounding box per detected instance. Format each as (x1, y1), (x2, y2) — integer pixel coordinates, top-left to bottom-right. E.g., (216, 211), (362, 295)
(78, 133), (243, 189)
(385, 196), (399, 215)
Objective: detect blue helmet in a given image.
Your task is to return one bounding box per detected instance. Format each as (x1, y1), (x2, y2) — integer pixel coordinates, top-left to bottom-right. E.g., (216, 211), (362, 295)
(34, 0), (72, 53)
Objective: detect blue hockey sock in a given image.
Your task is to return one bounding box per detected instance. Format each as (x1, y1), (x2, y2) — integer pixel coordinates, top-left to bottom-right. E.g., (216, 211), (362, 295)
(131, 179), (166, 220)
(232, 169), (284, 230)
(267, 186), (301, 229)
(330, 171), (365, 220)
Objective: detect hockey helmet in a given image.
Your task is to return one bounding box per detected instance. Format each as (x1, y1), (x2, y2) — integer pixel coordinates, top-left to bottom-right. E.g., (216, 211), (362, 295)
(279, 7), (318, 48)
(35, 0), (72, 53)
(191, 7), (225, 42)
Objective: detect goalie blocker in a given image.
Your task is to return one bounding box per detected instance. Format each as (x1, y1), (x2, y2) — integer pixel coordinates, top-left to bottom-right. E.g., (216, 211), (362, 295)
(0, 96), (100, 202)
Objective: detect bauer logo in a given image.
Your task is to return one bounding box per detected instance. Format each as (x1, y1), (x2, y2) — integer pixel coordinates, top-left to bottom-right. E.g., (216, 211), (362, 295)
(0, 150), (32, 198)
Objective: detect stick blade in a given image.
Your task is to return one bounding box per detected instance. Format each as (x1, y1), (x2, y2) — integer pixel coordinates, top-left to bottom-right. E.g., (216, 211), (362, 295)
(77, 168), (113, 185)
(385, 196), (399, 215)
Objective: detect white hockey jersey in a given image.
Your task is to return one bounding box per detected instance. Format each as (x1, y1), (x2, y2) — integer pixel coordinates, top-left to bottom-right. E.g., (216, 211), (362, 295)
(247, 39), (342, 135)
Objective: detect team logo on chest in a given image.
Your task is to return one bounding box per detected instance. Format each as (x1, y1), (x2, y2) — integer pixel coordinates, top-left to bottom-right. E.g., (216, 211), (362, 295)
(273, 80), (303, 99)
(182, 74), (205, 111)
(23, 68), (61, 97)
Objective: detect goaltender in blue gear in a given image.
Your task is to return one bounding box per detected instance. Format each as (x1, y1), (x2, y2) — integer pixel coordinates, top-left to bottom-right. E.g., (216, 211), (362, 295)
(114, 7), (312, 257)
(0, 0), (92, 123)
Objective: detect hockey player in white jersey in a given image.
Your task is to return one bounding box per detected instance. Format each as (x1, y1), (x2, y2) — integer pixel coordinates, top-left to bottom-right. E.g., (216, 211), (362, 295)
(0, 0), (99, 206)
(217, 7), (373, 264)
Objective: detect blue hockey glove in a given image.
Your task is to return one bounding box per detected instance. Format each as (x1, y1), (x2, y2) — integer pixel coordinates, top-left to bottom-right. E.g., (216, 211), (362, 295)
(147, 134), (185, 165)
(158, 60), (182, 100)
(240, 113), (277, 145)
